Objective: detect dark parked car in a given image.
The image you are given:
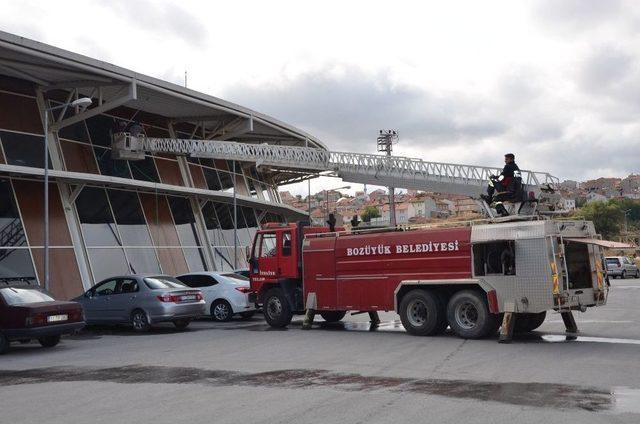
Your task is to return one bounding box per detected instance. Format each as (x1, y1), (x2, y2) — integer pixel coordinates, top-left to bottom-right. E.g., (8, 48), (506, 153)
(0, 281), (85, 354)
(73, 275), (206, 332)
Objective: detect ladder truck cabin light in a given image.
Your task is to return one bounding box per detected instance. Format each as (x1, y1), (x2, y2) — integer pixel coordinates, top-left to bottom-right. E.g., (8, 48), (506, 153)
(109, 132), (630, 342)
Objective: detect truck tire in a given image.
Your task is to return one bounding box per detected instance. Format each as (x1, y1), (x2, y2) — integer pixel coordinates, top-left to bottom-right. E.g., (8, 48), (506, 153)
(399, 289), (447, 336)
(514, 311), (546, 333)
(263, 288), (293, 328)
(446, 290), (499, 339)
(320, 311), (347, 322)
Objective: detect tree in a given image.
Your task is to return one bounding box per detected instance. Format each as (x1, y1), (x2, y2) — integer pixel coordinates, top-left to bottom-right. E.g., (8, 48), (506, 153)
(360, 206), (381, 223)
(576, 201), (624, 239)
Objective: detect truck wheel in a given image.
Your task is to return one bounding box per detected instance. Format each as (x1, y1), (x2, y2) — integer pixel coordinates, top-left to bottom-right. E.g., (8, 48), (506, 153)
(447, 290), (498, 339)
(0, 333), (9, 354)
(263, 288), (293, 328)
(38, 335), (61, 348)
(399, 289), (446, 336)
(514, 312), (546, 333)
(320, 311), (347, 322)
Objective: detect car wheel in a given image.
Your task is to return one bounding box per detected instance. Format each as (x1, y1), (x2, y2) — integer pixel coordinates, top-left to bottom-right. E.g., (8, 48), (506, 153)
(131, 309), (151, 332)
(514, 311), (547, 333)
(263, 288), (293, 328)
(319, 311), (347, 323)
(38, 335), (61, 348)
(635, 270), (640, 279)
(212, 300), (233, 322)
(399, 289), (447, 336)
(0, 333), (9, 354)
(240, 311), (255, 320)
(447, 290), (499, 339)
(173, 319), (191, 330)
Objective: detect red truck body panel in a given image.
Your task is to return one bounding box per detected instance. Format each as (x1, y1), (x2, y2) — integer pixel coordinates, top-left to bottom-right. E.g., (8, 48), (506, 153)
(303, 227), (473, 311)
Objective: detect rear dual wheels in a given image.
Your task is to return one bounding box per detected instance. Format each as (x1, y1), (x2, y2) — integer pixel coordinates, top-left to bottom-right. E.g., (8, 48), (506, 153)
(399, 289), (447, 336)
(446, 290), (500, 339)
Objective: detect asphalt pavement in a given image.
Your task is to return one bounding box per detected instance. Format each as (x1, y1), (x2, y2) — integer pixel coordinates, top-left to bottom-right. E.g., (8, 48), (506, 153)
(2, 279), (640, 423)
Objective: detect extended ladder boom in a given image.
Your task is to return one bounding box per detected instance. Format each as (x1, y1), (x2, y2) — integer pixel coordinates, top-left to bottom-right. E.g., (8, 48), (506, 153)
(112, 133), (559, 198)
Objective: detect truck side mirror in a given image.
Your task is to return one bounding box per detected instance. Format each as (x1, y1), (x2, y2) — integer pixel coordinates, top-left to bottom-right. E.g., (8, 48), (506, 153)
(249, 257), (258, 273)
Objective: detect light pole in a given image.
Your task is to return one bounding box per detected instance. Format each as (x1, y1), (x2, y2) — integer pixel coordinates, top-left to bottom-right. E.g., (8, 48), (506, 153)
(623, 209), (631, 234)
(43, 97), (92, 291)
(324, 185), (351, 219)
(377, 130), (398, 226)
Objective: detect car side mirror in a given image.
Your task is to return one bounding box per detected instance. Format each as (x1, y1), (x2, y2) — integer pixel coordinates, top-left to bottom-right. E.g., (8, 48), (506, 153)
(85, 291), (93, 299)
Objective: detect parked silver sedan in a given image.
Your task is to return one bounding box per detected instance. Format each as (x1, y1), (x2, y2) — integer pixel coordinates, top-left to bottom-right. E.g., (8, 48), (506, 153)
(73, 275), (206, 332)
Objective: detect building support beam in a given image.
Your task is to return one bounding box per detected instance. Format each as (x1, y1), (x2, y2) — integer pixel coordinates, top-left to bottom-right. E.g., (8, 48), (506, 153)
(50, 80), (137, 131)
(169, 123), (216, 272)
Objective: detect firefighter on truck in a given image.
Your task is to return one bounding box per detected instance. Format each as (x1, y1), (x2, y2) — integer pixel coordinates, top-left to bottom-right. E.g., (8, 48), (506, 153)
(249, 218), (620, 343)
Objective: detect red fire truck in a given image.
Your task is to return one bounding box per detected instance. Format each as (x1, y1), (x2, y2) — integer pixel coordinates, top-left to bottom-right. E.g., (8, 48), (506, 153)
(249, 219), (620, 341)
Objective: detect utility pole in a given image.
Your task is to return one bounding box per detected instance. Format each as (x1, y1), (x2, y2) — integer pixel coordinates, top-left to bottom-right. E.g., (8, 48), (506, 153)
(377, 130), (399, 226)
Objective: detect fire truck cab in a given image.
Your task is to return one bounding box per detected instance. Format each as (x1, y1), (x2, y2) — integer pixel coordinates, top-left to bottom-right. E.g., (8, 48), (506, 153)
(250, 219), (612, 340)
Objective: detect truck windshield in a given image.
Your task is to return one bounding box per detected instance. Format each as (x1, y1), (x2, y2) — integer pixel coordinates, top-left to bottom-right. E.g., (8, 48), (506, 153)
(0, 287), (55, 305)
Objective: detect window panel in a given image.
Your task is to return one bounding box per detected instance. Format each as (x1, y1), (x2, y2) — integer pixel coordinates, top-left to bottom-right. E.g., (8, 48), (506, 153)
(56, 106), (90, 142)
(0, 131), (51, 169)
(130, 157), (160, 182)
(203, 167), (222, 190)
(0, 92), (42, 133)
(167, 196), (200, 246)
(0, 179), (27, 248)
(87, 248), (129, 282)
(86, 115), (115, 147)
(61, 140), (99, 173)
(76, 187), (122, 246)
(94, 146), (132, 178)
(107, 190), (153, 246)
(125, 248), (161, 274)
(0, 249), (36, 282)
(183, 248), (207, 272)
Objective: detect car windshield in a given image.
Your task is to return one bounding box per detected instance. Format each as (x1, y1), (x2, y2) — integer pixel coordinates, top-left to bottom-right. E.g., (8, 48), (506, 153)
(606, 258), (620, 265)
(143, 276), (186, 289)
(221, 273), (249, 283)
(0, 287), (55, 305)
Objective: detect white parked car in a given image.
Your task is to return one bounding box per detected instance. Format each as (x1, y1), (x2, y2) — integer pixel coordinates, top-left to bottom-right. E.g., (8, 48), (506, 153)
(175, 272), (256, 321)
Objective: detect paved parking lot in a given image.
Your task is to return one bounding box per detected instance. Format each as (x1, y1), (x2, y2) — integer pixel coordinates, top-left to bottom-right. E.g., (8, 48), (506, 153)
(2, 280), (640, 423)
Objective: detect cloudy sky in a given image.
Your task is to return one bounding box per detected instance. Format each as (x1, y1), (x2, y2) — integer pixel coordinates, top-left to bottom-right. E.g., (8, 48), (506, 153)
(1, 0), (639, 195)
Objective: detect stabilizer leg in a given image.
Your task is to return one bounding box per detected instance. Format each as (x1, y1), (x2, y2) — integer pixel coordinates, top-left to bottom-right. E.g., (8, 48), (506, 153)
(498, 312), (515, 344)
(302, 308), (315, 330)
(561, 311), (578, 333)
(368, 311), (380, 328)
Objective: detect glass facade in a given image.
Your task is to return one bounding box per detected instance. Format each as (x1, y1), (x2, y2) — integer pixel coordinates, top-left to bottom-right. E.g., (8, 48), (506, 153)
(0, 77), (291, 297)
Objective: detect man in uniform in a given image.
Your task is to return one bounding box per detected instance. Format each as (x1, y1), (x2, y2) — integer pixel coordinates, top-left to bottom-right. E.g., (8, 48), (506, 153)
(481, 153), (521, 204)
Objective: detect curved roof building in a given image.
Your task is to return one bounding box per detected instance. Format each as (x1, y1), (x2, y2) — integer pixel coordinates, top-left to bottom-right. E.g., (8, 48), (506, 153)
(0, 31), (320, 297)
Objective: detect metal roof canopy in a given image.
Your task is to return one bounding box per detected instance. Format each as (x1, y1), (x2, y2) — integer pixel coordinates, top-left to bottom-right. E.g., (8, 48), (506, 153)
(0, 31), (326, 149)
(0, 163), (307, 220)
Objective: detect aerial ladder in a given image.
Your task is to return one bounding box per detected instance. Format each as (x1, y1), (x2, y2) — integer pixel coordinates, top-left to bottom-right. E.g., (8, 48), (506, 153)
(111, 132), (563, 219)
